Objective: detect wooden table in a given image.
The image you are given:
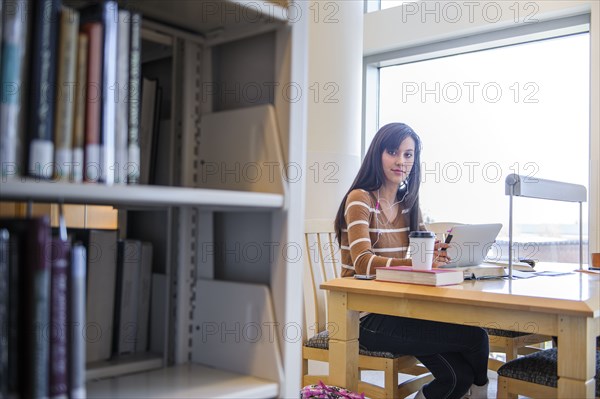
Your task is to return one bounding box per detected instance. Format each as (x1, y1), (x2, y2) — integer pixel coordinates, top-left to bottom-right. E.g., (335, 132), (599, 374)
(321, 271), (600, 398)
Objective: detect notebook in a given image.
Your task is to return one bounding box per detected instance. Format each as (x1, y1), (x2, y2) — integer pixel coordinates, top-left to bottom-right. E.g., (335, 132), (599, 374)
(441, 223), (503, 268)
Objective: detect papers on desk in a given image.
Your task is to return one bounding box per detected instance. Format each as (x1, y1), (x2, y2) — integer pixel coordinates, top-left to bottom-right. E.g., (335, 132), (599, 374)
(509, 269), (574, 279)
(509, 270), (537, 279)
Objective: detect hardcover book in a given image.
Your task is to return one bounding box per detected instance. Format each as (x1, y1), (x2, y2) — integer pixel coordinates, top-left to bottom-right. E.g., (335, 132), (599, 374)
(80, 1), (118, 184)
(53, 6), (80, 181)
(27, 0), (60, 179)
(375, 266), (464, 286)
(49, 239), (70, 399)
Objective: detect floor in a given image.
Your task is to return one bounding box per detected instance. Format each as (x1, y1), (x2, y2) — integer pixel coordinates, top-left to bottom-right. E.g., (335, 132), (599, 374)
(307, 357), (517, 399)
(361, 369), (500, 398)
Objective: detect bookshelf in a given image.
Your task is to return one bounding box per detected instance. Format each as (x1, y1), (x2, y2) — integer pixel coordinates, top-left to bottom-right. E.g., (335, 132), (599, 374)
(0, 0), (307, 397)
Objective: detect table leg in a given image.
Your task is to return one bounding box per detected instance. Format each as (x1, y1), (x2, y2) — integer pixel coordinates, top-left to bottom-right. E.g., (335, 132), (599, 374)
(557, 315), (596, 398)
(327, 291), (359, 391)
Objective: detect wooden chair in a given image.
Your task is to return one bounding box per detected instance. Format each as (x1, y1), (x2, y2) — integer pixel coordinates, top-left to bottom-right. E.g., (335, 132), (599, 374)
(425, 222), (553, 371)
(302, 219), (433, 399)
(496, 344), (600, 398)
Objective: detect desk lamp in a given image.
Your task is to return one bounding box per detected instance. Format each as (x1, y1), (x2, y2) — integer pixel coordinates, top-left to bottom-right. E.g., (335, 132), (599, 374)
(505, 174), (587, 278)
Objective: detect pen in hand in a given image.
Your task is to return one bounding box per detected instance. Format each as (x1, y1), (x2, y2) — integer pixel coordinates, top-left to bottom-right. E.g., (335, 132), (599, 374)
(442, 230), (453, 251)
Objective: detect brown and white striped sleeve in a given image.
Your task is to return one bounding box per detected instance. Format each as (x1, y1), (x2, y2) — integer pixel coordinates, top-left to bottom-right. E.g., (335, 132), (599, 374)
(341, 189), (411, 277)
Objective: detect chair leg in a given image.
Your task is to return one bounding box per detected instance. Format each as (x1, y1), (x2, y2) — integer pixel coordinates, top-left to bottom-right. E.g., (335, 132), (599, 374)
(384, 359), (399, 399)
(505, 340), (518, 362)
(302, 357), (308, 381)
(496, 376), (517, 399)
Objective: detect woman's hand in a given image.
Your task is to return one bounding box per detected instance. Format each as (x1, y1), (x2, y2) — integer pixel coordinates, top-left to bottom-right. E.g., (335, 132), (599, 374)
(432, 240), (451, 268)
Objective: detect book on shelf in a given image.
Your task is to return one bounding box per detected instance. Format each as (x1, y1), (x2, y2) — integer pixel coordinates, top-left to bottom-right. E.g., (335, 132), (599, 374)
(139, 77), (160, 185)
(0, 229), (8, 398)
(72, 32), (89, 183)
(114, 240), (154, 354)
(2, 0), (145, 185)
(114, 239), (142, 355)
(0, 0), (2, 65)
(0, 0), (30, 178)
(127, 12), (142, 184)
(69, 243), (87, 399)
(49, 238), (70, 399)
(81, 21), (103, 183)
(53, 6), (80, 182)
(80, 0), (119, 185)
(0, 217), (52, 398)
(70, 228), (118, 363)
(4, 224), (20, 398)
(149, 273), (166, 354)
(114, 9), (131, 185)
(375, 266), (464, 286)
(27, 0), (60, 179)
(136, 242), (153, 352)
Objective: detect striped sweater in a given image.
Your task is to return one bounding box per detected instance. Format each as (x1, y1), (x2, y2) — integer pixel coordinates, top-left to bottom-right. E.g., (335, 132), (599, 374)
(340, 189), (425, 277)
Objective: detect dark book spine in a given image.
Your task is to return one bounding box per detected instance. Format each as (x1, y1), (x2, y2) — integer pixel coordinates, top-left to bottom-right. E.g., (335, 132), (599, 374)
(25, 217), (51, 399)
(127, 11), (141, 184)
(27, 0), (60, 179)
(49, 239), (70, 399)
(0, 229), (8, 398)
(69, 243), (86, 399)
(6, 227), (20, 398)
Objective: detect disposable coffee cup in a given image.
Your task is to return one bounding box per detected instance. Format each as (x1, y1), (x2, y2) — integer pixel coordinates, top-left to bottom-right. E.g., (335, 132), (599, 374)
(409, 231), (436, 270)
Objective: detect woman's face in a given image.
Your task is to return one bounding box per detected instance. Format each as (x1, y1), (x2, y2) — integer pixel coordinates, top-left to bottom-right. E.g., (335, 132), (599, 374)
(381, 136), (416, 187)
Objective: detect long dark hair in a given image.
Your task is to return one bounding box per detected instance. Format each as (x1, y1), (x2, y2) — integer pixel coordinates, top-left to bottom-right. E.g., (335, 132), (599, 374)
(334, 123), (422, 245)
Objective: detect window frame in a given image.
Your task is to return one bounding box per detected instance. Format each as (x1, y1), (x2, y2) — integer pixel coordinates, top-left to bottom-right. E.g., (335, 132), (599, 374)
(362, 11), (596, 261)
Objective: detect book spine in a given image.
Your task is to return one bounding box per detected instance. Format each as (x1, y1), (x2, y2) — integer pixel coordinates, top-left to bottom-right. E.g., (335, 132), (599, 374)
(25, 217), (51, 398)
(0, 229), (8, 399)
(69, 243), (86, 399)
(49, 239), (70, 399)
(115, 240), (141, 355)
(27, 0), (60, 179)
(53, 6), (80, 182)
(84, 229), (117, 362)
(100, 1), (118, 185)
(0, 0), (3, 66)
(135, 242), (152, 352)
(139, 78), (158, 185)
(72, 33), (89, 184)
(0, 0), (30, 178)
(6, 226), (19, 397)
(81, 22), (102, 183)
(114, 9), (130, 185)
(127, 11), (141, 184)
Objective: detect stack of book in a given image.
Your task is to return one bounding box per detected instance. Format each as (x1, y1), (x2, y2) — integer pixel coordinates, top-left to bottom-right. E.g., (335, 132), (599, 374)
(375, 266), (464, 286)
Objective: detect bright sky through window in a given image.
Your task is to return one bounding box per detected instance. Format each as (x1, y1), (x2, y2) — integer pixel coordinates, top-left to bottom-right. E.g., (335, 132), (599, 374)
(377, 33), (590, 259)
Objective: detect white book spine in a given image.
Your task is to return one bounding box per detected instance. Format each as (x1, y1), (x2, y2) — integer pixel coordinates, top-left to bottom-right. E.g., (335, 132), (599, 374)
(71, 244), (86, 399)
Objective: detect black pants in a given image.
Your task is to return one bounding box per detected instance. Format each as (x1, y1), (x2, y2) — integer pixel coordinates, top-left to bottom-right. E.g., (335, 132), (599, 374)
(359, 314), (489, 399)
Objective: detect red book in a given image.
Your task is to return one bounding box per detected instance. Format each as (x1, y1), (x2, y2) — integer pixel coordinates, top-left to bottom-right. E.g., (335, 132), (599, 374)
(375, 266), (464, 286)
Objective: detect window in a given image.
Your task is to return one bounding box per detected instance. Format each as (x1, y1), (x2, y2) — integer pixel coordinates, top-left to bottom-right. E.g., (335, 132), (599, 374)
(375, 33), (590, 264)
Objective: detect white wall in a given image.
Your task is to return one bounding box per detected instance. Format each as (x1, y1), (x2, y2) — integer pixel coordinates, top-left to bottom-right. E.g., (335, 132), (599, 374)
(364, 0), (600, 257)
(304, 0), (364, 221)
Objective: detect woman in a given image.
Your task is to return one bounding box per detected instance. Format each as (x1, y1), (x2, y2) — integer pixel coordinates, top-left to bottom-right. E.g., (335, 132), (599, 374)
(334, 123), (489, 399)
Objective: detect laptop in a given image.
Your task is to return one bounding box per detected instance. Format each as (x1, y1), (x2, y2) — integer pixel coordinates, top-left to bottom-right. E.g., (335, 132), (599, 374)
(441, 223), (503, 268)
